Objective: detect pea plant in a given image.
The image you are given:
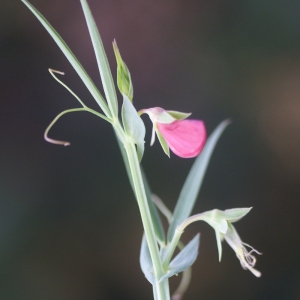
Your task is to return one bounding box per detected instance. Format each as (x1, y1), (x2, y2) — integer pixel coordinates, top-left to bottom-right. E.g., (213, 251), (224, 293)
(20, 1), (261, 299)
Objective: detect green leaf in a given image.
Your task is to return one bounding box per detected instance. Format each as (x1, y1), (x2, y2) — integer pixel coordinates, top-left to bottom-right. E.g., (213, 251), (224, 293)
(80, 0), (118, 119)
(167, 120), (231, 242)
(140, 234), (154, 284)
(121, 96), (145, 150)
(20, 0), (111, 119)
(160, 233), (200, 282)
(113, 40), (133, 101)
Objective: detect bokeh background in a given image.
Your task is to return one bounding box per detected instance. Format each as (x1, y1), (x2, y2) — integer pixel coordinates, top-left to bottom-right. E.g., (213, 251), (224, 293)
(1, 0), (300, 299)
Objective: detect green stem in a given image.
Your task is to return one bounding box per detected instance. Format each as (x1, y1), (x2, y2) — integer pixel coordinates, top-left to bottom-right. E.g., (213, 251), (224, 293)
(163, 213), (203, 267)
(153, 195), (192, 300)
(113, 121), (170, 300)
(163, 228), (183, 268)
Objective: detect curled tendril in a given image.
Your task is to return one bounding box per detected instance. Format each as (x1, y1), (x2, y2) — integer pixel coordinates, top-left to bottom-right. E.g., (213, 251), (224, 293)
(44, 108), (86, 146)
(48, 69), (87, 108)
(44, 69), (111, 146)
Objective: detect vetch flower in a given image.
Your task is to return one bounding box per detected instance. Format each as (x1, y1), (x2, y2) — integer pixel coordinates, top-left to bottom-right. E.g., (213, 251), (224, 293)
(201, 208), (262, 277)
(139, 107), (206, 158)
(180, 208), (261, 277)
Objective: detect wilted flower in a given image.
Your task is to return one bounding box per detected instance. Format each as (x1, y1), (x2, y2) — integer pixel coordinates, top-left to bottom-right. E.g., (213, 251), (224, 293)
(139, 107), (206, 158)
(181, 208), (261, 277)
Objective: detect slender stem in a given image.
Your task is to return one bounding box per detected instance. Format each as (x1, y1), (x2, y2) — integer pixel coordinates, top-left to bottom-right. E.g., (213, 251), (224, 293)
(113, 121), (170, 300)
(163, 228), (183, 268)
(152, 197), (192, 300)
(163, 213), (206, 268)
(125, 142), (169, 300)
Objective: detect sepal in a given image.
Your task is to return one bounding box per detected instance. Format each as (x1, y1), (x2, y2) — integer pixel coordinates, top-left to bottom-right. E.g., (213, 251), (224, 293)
(139, 107), (190, 124)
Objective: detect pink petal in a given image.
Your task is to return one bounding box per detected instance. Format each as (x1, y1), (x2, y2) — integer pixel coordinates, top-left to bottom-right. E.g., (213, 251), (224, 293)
(157, 120), (206, 158)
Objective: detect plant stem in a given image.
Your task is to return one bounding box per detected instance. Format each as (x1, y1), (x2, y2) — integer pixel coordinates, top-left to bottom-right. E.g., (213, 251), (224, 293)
(163, 228), (183, 268)
(113, 121), (170, 300)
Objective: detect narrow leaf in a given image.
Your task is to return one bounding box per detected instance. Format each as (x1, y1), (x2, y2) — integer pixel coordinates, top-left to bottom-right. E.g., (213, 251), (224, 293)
(20, 0), (111, 118)
(167, 120), (231, 242)
(80, 0), (118, 119)
(160, 233), (200, 281)
(140, 234), (154, 284)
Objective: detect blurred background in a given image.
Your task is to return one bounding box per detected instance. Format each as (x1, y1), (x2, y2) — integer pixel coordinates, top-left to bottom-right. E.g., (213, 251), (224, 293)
(1, 0), (300, 299)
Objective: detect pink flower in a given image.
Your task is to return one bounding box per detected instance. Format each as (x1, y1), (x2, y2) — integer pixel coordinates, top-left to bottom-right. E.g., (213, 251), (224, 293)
(157, 119), (206, 158)
(139, 107), (206, 158)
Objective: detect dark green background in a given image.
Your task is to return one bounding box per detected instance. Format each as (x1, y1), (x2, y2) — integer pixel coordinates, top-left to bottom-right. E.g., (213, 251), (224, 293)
(1, 0), (299, 299)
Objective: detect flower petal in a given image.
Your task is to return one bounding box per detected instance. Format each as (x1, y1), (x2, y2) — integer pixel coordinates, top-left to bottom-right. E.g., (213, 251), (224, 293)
(223, 223), (261, 277)
(157, 120), (206, 158)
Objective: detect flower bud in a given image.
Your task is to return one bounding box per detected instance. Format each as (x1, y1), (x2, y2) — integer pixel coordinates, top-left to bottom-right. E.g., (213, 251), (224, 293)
(113, 40), (133, 101)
